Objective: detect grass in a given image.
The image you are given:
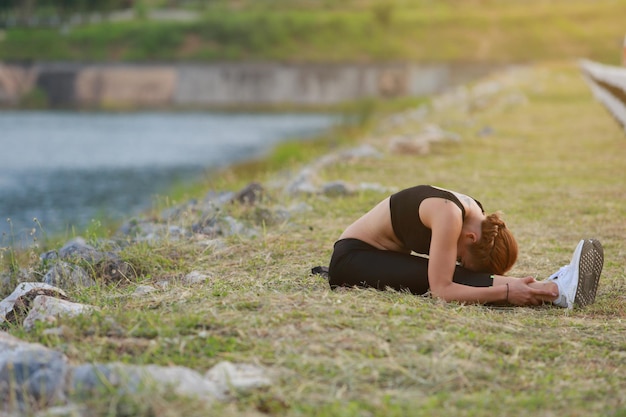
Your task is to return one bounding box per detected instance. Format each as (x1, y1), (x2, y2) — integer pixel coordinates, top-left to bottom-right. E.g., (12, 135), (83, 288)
(3, 61), (626, 415)
(1, 0), (625, 64)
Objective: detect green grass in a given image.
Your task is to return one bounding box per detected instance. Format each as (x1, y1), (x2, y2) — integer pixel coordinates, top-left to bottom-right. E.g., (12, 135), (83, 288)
(3, 61), (626, 415)
(1, 0), (625, 64)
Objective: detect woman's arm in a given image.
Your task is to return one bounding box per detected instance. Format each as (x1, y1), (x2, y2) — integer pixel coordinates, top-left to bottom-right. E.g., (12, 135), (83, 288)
(421, 198), (554, 305)
(493, 275), (558, 304)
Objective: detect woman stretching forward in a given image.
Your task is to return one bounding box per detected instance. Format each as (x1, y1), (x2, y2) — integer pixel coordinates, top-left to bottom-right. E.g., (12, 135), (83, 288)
(328, 185), (603, 308)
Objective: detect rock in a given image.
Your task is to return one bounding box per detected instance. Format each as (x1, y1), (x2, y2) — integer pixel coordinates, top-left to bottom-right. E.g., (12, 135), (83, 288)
(23, 296), (94, 330)
(69, 363), (146, 398)
(388, 135), (430, 155)
(0, 283), (67, 325)
(432, 85), (470, 111)
(337, 144), (382, 161)
(376, 105), (429, 133)
(223, 216), (257, 237)
(46, 237), (130, 283)
(58, 238), (102, 264)
(119, 220), (189, 243)
(388, 125), (460, 156)
(43, 262), (95, 290)
(143, 364), (223, 401)
(69, 361), (271, 404)
(478, 125), (494, 136)
(182, 271), (211, 285)
(286, 202), (313, 214)
(192, 237), (228, 252)
(203, 190), (236, 207)
(321, 181), (353, 197)
(70, 362), (222, 402)
(420, 124), (461, 143)
(95, 257), (131, 282)
(132, 285), (157, 296)
(116, 218), (142, 237)
(0, 269), (36, 293)
(357, 182), (391, 193)
(192, 214), (256, 238)
(41, 326), (73, 338)
(0, 332), (69, 412)
(0, 332), (273, 413)
(205, 361), (271, 398)
(245, 206), (291, 227)
(35, 404), (86, 417)
(0, 272), (14, 296)
(40, 250), (59, 263)
(233, 182), (264, 205)
(284, 145), (382, 196)
(285, 178), (318, 196)
(284, 167), (318, 196)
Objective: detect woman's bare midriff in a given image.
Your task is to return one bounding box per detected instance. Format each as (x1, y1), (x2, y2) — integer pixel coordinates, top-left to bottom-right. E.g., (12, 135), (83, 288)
(338, 197), (409, 253)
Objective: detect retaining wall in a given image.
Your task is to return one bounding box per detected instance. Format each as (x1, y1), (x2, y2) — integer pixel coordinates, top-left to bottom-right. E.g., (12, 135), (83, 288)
(0, 62), (496, 109)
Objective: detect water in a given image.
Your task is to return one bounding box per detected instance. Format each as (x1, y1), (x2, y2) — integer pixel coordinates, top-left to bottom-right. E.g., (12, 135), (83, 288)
(0, 111), (338, 243)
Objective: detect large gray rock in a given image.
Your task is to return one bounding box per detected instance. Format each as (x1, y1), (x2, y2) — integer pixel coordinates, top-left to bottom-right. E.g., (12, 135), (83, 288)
(0, 332), (69, 412)
(204, 361), (271, 398)
(69, 360), (271, 402)
(0, 283), (67, 325)
(0, 331), (273, 414)
(23, 296), (95, 330)
(58, 238), (102, 264)
(54, 238), (130, 282)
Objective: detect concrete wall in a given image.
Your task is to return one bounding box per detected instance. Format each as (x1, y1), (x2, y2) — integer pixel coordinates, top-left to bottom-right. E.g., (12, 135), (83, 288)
(0, 62), (496, 109)
(0, 64), (37, 105)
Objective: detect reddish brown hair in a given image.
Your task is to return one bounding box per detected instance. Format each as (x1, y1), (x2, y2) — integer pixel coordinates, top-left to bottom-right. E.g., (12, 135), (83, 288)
(467, 212), (518, 275)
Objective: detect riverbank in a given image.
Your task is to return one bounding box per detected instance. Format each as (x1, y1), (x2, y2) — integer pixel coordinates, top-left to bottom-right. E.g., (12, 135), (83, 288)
(2, 61), (626, 416)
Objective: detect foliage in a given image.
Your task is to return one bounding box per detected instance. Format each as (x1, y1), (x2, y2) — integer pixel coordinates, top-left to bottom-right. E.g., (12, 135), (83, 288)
(0, 0), (625, 64)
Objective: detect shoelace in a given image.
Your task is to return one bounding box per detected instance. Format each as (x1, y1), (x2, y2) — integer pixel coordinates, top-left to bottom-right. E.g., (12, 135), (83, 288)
(547, 265), (569, 281)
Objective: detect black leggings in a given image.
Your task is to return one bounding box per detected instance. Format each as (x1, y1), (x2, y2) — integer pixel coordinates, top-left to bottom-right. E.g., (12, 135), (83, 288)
(328, 238), (493, 295)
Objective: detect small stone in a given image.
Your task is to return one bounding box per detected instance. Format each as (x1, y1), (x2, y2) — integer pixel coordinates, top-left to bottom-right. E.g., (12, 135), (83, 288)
(338, 144), (382, 160)
(193, 237), (228, 252)
(388, 136), (430, 155)
(232, 182), (264, 205)
(357, 182), (390, 193)
(41, 325), (73, 338)
(132, 285), (157, 297)
(182, 271), (211, 285)
(321, 181), (353, 197)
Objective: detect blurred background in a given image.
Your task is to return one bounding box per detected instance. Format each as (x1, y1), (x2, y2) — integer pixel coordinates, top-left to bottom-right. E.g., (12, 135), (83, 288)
(0, 0), (624, 243)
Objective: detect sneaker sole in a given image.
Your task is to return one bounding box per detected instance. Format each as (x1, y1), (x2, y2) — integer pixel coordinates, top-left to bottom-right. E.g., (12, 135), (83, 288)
(574, 239), (604, 308)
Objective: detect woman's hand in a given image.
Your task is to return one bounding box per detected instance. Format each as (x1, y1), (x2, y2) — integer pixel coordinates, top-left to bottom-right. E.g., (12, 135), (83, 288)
(506, 277), (556, 306)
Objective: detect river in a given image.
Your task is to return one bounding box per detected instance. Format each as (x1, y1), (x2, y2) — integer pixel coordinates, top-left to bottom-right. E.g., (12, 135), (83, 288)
(0, 111), (338, 244)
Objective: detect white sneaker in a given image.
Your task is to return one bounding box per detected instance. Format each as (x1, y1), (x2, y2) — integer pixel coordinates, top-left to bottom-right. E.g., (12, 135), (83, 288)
(547, 239), (604, 309)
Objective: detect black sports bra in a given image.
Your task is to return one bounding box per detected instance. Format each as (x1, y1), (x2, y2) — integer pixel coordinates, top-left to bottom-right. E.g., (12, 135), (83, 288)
(389, 185), (484, 255)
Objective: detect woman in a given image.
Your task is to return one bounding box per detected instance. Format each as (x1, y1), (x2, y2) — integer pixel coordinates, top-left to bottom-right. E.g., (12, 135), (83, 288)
(327, 185), (604, 308)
